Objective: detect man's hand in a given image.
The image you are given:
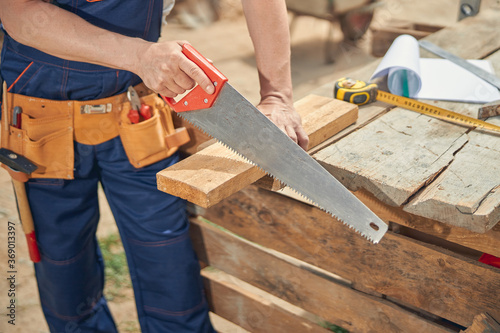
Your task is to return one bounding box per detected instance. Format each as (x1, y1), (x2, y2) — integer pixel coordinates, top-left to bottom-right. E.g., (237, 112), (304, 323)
(258, 96), (309, 151)
(135, 41), (215, 98)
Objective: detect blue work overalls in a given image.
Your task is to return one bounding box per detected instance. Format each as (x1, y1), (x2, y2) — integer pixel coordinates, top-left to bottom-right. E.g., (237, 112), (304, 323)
(0, 1), (214, 332)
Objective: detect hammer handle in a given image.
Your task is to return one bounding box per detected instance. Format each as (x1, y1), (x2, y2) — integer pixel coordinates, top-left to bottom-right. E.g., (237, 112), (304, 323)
(12, 179), (41, 263)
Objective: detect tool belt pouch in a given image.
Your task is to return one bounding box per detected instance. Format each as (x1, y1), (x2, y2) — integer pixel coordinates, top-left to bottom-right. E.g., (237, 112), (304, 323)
(118, 93), (190, 168)
(1, 91), (74, 179)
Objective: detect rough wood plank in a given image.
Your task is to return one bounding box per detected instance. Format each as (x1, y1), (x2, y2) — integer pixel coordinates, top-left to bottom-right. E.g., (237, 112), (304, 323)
(202, 267), (332, 333)
(314, 45), (500, 232)
(314, 108), (469, 206)
(210, 313), (250, 333)
(460, 313), (500, 333)
(274, 182), (500, 257)
(297, 95), (359, 148)
(157, 96), (357, 208)
(308, 101), (394, 156)
(203, 185), (500, 327)
(404, 118), (500, 232)
(191, 217), (455, 333)
(354, 189), (500, 257)
(402, 51), (500, 232)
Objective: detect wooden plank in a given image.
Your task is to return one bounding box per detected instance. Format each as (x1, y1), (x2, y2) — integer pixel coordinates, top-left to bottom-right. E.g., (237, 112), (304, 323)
(296, 95), (359, 148)
(210, 313), (251, 333)
(402, 51), (500, 233)
(314, 33), (500, 232)
(461, 313), (500, 333)
(203, 185), (500, 327)
(404, 117), (500, 232)
(314, 108), (469, 206)
(191, 217), (456, 333)
(274, 182), (500, 257)
(354, 189), (500, 257)
(308, 101), (394, 156)
(305, 11), (500, 220)
(157, 96), (358, 208)
(202, 267), (332, 333)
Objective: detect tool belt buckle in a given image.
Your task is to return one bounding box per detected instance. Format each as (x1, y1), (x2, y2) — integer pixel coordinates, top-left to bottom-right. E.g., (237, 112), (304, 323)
(80, 103), (112, 114)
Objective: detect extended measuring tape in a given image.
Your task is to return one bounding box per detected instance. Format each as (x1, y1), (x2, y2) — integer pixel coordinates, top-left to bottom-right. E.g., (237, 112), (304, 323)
(334, 78), (500, 134)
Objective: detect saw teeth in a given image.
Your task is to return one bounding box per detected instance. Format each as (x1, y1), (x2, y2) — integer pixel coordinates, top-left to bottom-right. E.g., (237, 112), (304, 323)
(178, 113), (379, 244)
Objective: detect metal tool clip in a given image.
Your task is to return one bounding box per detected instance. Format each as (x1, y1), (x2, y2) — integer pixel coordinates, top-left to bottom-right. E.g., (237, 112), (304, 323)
(80, 103), (112, 114)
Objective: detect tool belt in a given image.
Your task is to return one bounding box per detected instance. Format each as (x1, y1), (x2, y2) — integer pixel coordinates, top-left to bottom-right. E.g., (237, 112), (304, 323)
(0, 83), (190, 179)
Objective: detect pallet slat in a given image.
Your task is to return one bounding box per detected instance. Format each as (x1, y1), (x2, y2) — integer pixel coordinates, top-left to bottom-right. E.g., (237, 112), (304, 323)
(202, 267), (332, 333)
(203, 185), (500, 327)
(191, 218), (455, 333)
(354, 189), (500, 258)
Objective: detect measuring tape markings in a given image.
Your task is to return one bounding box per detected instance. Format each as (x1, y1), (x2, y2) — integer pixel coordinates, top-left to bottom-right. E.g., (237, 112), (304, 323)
(334, 78), (500, 134)
(376, 90), (500, 134)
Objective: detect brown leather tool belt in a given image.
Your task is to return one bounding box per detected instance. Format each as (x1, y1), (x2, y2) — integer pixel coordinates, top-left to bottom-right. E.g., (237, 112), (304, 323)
(1, 83), (190, 179)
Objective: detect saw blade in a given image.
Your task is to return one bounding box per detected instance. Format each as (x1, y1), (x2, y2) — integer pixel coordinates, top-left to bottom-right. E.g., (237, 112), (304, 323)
(178, 84), (388, 243)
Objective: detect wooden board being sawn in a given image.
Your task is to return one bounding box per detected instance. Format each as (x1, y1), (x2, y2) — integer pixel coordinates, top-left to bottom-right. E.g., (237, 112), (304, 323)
(157, 95), (358, 208)
(313, 9), (500, 233)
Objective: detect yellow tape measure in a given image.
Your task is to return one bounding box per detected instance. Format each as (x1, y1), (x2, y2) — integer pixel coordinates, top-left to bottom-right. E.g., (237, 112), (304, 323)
(334, 78), (500, 134)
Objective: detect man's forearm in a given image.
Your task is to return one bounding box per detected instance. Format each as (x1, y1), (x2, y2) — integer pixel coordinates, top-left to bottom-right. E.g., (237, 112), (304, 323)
(0, 0), (144, 73)
(0, 0), (215, 97)
(241, 0), (293, 104)
(241, 0), (309, 150)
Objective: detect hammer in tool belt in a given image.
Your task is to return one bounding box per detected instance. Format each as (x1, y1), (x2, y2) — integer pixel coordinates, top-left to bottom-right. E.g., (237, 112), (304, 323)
(1, 92), (41, 262)
(0, 148), (41, 262)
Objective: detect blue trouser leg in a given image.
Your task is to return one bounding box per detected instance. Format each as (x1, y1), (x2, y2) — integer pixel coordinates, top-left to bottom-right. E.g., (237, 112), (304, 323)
(27, 144), (118, 333)
(96, 138), (214, 333)
(27, 137), (214, 333)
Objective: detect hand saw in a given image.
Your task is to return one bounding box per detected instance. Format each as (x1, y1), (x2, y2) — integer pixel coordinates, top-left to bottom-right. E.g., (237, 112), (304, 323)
(163, 44), (388, 243)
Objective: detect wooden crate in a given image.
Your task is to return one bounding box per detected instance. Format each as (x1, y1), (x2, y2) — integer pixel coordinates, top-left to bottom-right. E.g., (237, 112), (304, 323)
(194, 185), (500, 332)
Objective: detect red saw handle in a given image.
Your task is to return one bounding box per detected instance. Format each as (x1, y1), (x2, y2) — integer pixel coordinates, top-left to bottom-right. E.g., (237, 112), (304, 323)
(162, 44), (228, 112)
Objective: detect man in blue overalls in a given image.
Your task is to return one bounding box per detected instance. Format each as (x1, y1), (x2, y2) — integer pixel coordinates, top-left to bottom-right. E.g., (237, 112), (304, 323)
(0, 0), (309, 332)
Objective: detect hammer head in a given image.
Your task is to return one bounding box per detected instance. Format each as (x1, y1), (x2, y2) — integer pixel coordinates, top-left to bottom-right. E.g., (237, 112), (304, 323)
(0, 148), (38, 174)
